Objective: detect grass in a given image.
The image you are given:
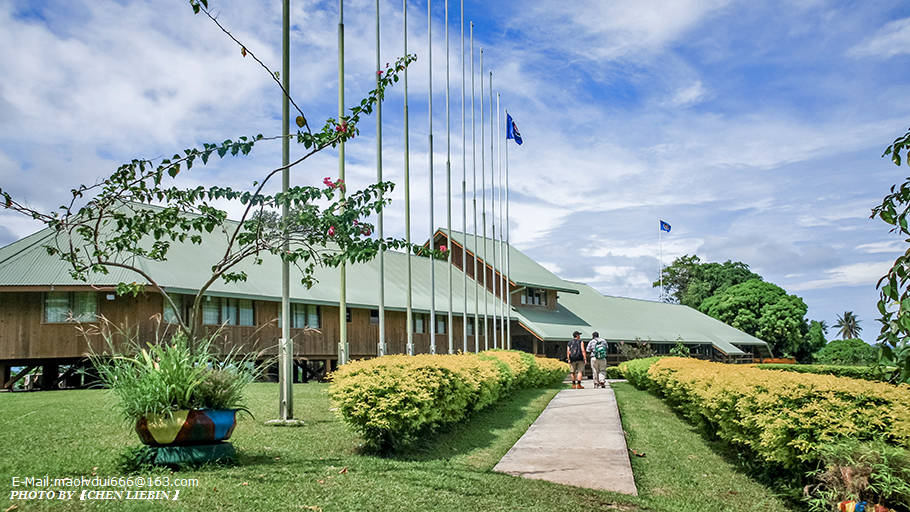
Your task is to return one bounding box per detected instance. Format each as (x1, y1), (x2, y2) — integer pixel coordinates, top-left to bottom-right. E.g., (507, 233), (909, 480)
(1, 382), (797, 511)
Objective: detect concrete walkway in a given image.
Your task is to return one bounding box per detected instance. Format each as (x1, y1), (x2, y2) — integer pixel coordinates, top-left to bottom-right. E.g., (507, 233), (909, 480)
(493, 384), (638, 495)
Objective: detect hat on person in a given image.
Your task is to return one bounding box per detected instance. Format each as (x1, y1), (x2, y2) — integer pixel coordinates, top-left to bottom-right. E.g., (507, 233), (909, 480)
(572, 331), (581, 337)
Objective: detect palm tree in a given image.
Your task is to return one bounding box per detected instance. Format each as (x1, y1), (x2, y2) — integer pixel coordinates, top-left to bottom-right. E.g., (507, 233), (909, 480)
(834, 311), (862, 340)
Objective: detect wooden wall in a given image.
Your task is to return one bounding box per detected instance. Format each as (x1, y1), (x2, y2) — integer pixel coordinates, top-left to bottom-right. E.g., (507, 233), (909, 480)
(0, 290), (499, 362)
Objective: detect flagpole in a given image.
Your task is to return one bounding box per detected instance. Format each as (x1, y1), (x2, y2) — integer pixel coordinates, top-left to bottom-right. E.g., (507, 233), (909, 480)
(445, 0), (453, 355)
(460, 0), (467, 354)
(427, 0), (436, 355)
(337, 0), (348, 366)
(471, 23), (478, 353)
(403, 0), (413, 356)
(278, 0), (293, 420)
(480, 48), (488, 351)
(505, 110), (511, 350)
(375, 0), (386, 357)
(659, 221), (663, 300)
(497, 92), (504, 350)
(489, 70), (496, 349)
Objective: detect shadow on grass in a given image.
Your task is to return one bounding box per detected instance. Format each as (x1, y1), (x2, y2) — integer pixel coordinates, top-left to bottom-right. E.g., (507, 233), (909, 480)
(390, 387), (559, 463)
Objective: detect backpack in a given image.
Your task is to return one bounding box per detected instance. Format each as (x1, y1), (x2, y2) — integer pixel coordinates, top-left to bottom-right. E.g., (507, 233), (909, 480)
(568, 339), (584, 362)
(594, 341), (607, 359)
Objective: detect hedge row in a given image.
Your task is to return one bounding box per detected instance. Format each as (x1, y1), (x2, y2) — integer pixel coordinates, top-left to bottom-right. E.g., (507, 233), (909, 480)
(757, 363), (893, 382)
(619, 357), (910, 469)
(329, 350), (568, 450)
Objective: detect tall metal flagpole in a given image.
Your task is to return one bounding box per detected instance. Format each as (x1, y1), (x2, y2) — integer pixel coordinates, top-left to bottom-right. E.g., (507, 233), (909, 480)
(471, 24), (478, 353)
(480, 49), (488, 351)
(445, 0), (453, 355)
(376, 0), (386, 357)
(505, 111), (512, 349)
(497, 93), (504, 350)
(427, 0), (436, 354)
(659, 221), (663, 300)
(460, 0), (467, 354)
(404, 0), (413, 356)
(278, 0), (293, 420)
(338, 0), (348, 366)
(489, 71), (497, 349)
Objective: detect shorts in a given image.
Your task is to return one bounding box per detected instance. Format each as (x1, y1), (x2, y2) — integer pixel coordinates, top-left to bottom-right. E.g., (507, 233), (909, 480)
(569, 360), (586, 374)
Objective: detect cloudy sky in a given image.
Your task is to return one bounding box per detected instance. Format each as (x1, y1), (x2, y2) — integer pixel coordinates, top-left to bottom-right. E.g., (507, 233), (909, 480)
(2, 0), (910, 338)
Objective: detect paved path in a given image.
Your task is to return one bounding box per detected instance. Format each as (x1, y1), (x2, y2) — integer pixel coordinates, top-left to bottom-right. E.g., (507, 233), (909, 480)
(493, 384), (638, 495)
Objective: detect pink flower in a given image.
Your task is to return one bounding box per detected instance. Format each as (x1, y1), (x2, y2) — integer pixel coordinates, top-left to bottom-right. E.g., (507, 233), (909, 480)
(440, 245), (447, 252)
(353, 219), (359, 226)
(362, 227), (372, 236)
(323, 177), (334, 187)
(328, 226), (336, 237)
(377, 70), (383, 76)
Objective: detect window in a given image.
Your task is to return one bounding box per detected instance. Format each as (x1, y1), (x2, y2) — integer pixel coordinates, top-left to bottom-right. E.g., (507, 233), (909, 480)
(521, 287), (547, 306)
(466, 317), (474, 336)
(279, 303), (321, 329)
(163, 295), (185, 324)
(45, 292), (97, 323)
(414, 314), (426, 334)
(436, 315), (446, 335)
(201, 296), (255, 326)
(370, 309), (379, 325)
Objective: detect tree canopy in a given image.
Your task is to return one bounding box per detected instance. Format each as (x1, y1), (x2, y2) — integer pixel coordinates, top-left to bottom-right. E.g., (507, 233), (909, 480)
(654, 254), (761, 309)
(699, 278), (808, 357)
(834, 311), (863, 340)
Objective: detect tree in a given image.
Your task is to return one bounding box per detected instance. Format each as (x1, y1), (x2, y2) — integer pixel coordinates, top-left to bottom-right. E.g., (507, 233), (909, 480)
(655, 254), (761, 309)
(799, 320), (828, 363)
(699, 278), (808, 357)
(0, 1), (424, 343)
(814, 338), (877, 366)
(871, 126), (910, 383)
(834, 311), (862, 340)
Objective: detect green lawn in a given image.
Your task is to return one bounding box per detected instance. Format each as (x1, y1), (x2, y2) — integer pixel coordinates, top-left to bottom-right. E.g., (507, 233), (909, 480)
(1, 382), (796, 511)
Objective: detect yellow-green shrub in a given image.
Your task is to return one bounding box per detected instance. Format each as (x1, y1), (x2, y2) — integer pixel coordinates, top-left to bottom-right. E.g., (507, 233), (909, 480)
(632, 357), (910, 469)
(329, 351), (568, 450)
(618, 356), (664, 389)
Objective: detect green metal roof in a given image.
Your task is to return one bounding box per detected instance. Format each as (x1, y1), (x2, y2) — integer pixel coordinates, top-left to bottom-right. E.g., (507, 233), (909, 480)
(512, 281), (770, 355)
(0, 207), (769, 356)
(440, 229), (579, 294)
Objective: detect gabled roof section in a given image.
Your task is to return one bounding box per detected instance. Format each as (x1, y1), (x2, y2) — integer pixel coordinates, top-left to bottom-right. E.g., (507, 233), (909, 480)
(439, 229), (579, 294)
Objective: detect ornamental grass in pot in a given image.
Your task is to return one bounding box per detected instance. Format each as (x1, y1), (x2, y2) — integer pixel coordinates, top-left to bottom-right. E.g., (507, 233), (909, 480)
(88, 324), (261, 447)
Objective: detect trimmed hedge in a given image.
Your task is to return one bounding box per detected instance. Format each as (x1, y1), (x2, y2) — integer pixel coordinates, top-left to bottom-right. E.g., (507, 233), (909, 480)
(329, 351), (568, 450)
(757, 363), (894, 382)
(619, 357), (910, 469)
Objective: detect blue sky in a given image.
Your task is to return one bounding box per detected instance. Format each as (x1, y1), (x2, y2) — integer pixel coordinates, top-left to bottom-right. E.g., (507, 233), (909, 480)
(2, 0), (910, 340)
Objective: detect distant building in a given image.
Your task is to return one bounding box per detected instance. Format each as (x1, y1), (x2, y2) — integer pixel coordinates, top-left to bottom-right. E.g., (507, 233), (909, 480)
(0, 219), (770, 389)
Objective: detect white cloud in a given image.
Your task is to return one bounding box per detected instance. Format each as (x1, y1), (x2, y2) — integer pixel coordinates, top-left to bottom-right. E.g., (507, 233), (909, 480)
(856, 240), (904, 254)
(849, 17), (910, 59)
(667, 80), (708, 107)
(792, 261), (892, 291)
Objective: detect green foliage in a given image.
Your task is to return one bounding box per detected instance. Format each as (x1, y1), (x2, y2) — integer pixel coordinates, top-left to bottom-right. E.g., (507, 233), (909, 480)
(329, 351), (568, 452)
(669, 340), (690, 357)
(835, 311), (863, 340)
(805, 439), (910, 512)
(815, 338), (878, 366)
(89, 329), (261, 420)
(618, 338), (656, 360)
(604, 366), (624, 379)
(654, 254), (761, 308)
(700, 278), (808, 357)
(618, 356), (664, 389)
(799, 320), (829, 363)
(871, 127), (910, 384)
(757, 363), (894, 383)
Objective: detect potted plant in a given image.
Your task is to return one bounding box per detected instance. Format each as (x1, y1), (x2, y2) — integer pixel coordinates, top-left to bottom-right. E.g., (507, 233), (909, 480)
(88, 322), (261, 463)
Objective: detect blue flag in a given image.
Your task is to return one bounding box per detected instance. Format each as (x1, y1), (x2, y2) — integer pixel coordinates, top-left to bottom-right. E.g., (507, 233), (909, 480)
(659, 220), (671, 233)
(506, 113), (522, 145)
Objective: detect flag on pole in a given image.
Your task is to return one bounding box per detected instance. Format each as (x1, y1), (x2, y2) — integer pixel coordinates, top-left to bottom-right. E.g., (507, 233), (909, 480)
(659, 220), (671, 233)
(506, 113), (522, 145)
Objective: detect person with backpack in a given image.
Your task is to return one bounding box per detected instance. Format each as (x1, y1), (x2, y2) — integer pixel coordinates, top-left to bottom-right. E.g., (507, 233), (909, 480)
(567, 331), (587, 389)
(587, 332), (609, 388)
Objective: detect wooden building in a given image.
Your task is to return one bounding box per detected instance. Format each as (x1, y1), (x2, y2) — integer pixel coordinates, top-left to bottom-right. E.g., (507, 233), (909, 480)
(0, 222), (770, 389)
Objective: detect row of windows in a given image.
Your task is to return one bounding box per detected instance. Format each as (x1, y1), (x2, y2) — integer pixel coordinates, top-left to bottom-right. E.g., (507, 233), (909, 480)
(42, 292), (481, 334)
(521, 287), (548, 306)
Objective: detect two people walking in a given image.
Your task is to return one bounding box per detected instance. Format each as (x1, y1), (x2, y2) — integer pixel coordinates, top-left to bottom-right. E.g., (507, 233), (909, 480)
(567, 331), (610, 389)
